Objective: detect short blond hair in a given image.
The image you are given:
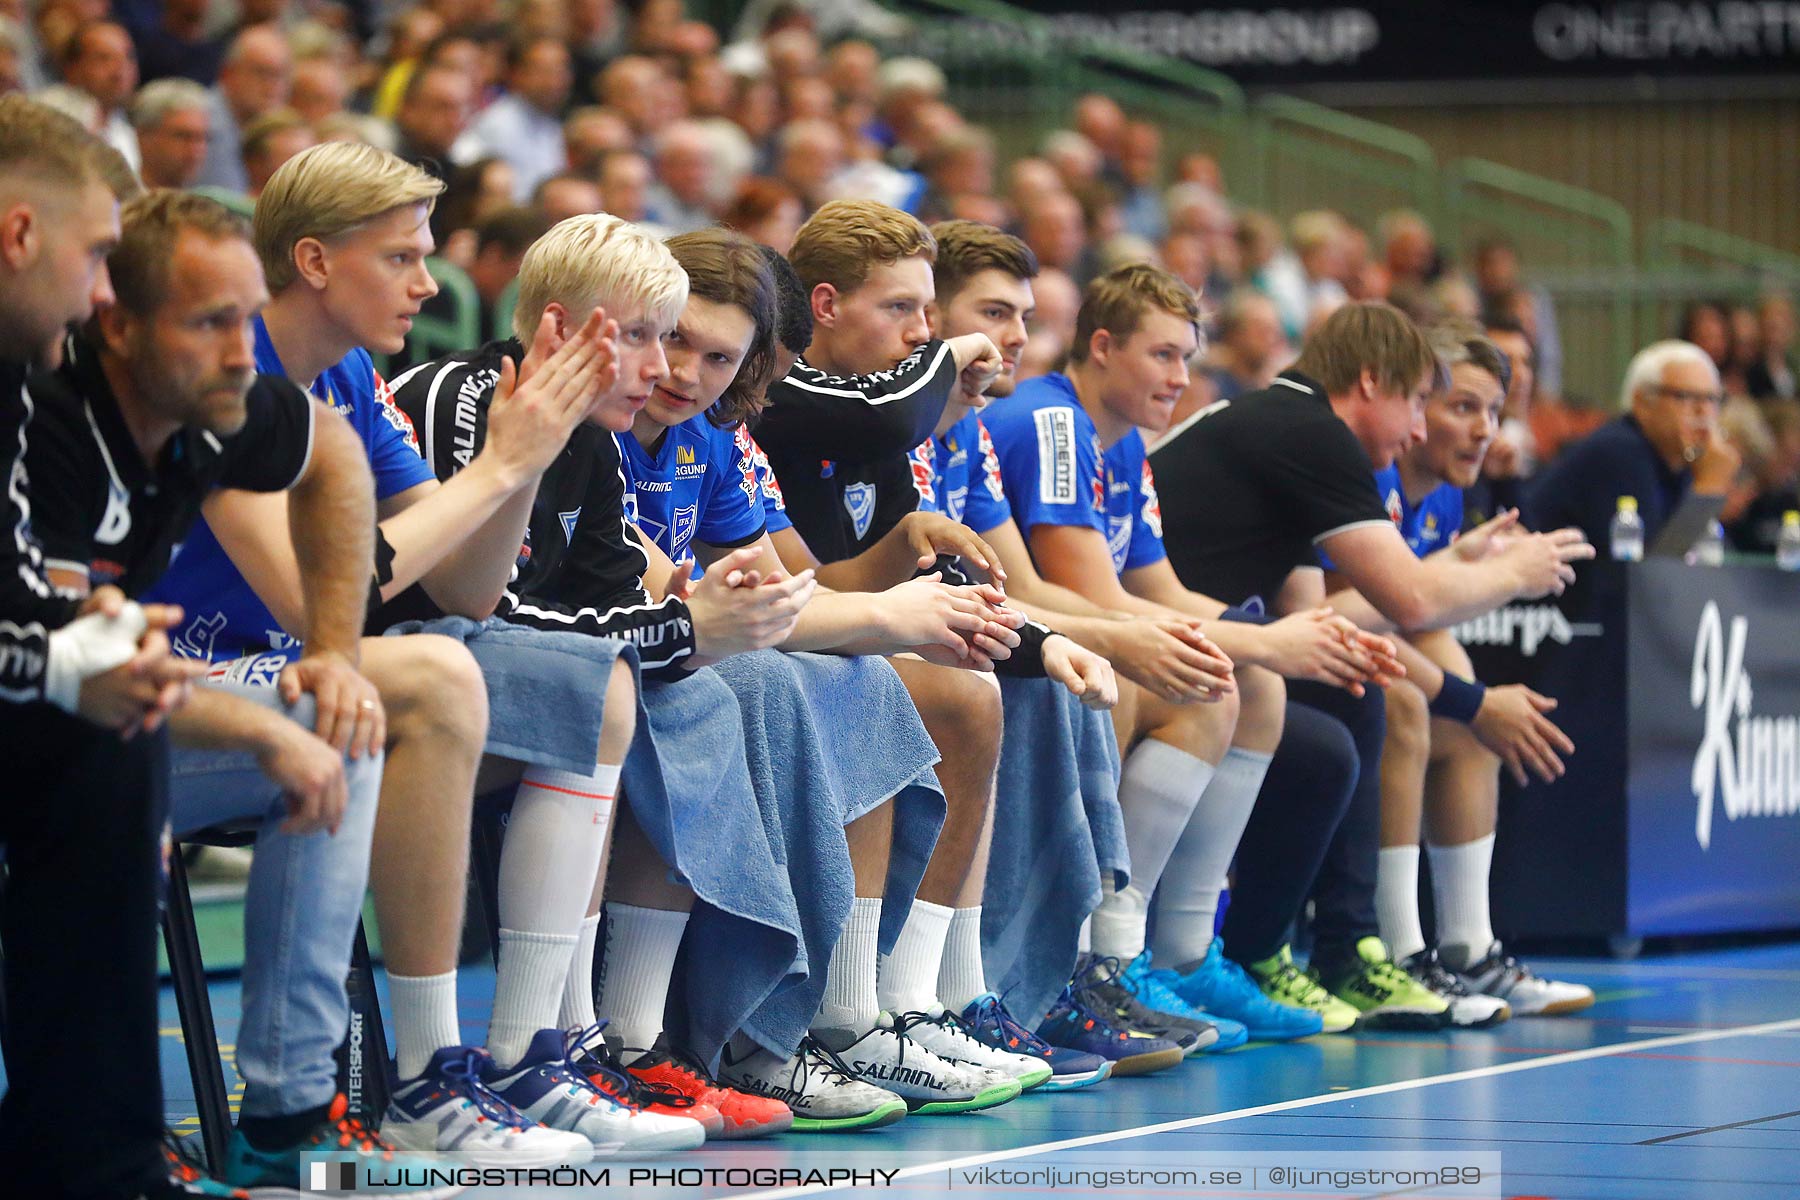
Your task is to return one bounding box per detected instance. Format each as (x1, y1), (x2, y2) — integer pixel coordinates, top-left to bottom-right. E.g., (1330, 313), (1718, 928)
(789, 199), (935, 295)
(513, 213), (687, 344)
(253, 141), (444, 291)
(1071, 263), (1200, 364)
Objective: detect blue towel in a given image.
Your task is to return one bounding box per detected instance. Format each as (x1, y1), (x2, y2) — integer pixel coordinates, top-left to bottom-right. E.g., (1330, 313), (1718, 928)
(983, 676), (1126, 1027)
(386, 616), (803, 1071)
(383, 615), (635, 775)
(702, 650), (945, 1057)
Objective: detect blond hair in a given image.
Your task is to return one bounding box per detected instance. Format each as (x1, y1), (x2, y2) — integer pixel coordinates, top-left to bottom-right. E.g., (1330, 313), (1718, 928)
(513, 213), (687, 344)
(1070, 262), (1200, 365)
(253, 141), (444, 291)
(789, 199), (935, 295)
(1292, 301), (1437, 396)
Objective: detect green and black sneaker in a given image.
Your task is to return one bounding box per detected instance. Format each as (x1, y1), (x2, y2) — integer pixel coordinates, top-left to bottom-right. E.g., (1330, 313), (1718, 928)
(1317, 937), (1453, 1031)
(1244, 944), (1360, 1033)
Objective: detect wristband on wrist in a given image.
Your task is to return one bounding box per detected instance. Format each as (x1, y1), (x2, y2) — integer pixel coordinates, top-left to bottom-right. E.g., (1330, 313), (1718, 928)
(1429, 673), (1487, 724)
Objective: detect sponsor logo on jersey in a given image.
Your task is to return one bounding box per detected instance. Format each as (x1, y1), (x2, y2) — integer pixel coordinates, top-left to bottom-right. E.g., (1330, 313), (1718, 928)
(1106, 514), (1133, 572)
(1385, 487), (1404, 524)
(733, 429), (759, 504)
(206, 648), (300, 689)
(909, 440), (936, 506)
(373, 371), (422, 453)
(1091, 435), (1106, 512)
(944, 485), (968, 522)
(173, 611), (228, 661)
(749, 436), (786, 511)
(1140, 460), (1163, 541)
(1034, 406), (1078, 505)
(669, 504), (698, 560)
(559, 508), (582, 544)
(636, 479), (674, 492)
(1690, 601), (1800, 850)
(977, 421), (1006, 502)
(622, 494), (638, 526)
(844, 481), (876, 540)
(674, 461), (707, 478)
(96, 479), (132, 546)
(676, 444), (696, 465)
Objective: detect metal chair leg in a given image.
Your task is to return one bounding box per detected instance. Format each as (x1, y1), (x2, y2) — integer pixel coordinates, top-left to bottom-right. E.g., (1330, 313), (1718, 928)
(161, 850), (232, 1171)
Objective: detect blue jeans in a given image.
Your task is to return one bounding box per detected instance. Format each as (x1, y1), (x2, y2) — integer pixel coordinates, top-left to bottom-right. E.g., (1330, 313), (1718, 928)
(169, 670), (382, 1119)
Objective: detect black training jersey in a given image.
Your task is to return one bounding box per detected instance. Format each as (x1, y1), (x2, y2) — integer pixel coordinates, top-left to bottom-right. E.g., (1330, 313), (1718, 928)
(25, 335), (315, 599)
(1147, 371), (1388, 610)
(383, 340), (697, 675)
(757, 343), (962, 563)
(1, 360), (81, 704)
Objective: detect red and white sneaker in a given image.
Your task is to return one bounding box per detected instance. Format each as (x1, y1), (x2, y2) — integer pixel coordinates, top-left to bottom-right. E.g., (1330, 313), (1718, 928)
(571, 1026), (723, 1138)
(625, 1036), (795, 1140)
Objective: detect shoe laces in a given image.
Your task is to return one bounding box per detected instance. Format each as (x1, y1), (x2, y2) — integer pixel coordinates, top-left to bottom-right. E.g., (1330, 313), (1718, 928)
(1408, 951), (1473, 997)
(322, 1093), (397, 1156)
(1126, 962), (1202, 1019)
(1359, 955), (1418, 993)
(793, 1034), (862, 1092)
(631, 1039), (727, 1102)
(965, 993), (1055, 1057)
(1052, 985), (1127, 1041)
(438, 1047), (534, 1129)
(1268, 960), (1332, 1005)
(563, 1023), (693, 1111)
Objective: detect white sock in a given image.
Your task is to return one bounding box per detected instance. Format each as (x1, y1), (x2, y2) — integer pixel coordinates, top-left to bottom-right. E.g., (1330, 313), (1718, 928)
(1376, 844), (1426, 962)
(488, 764), (618, 1068)
(560, 911), (602, 1033)
(1097, 739), (1218, 961)
(937, 906), (987, 1013)
(390, 969), (460, 1081)
(877, 898), (953, 1015)
(1429, 833), (1497, 966)
(1076, 913), (1092, 954)
(594, 902), (689, 1058)
(1150, 746), (1272, 971)
(815, 895), (882, 1033)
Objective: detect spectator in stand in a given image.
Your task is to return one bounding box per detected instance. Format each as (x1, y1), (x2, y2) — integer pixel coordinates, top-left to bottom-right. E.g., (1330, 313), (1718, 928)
(871, 56), (945, 162)
(130, 77), (211, 189)
(567, 0), (624, 103)
(647, 119), (719, 232)
(465, 205), (549, 325)
(1017, 265), (1080, 381)
(1677, 300), (1732, 378)
(0, 16), (26, 96)
(1175, 150), (1223, 192)
(433, 155), (515, 265)
(365, 6), (445, 119)
(1526, 340), (1739, 564)
(290, 52), (349, 125)
(775, 116), (844, 214)
(1161, 231), (1209, 297)
(1380, 209), (1437, 289)
(394, 62), (475, 179)
(1472, 237), (1563, 398)
(1021, 188), (1086, 279)
(240, 107), (315, 199)
(198, 24), (292, 191)
(1342, 225), (1387, 301)
(916, 126), (995, 225)
(1725, 302), (1762, 397)
(720, 175), (803, 253)
(563, 105), (634, 176)
(1117, 120), (1165, 242)
(1748, 293), (1797, 400)
(1725, 399), (1800, 553)
(1072, 92), (1126, 176)
(1166, 182), (1238, 303)
(1201, 291), (1285, 403)
(596, 54), (668, 143)
(135, 0), (225, 85)
(683, 54), (733, 119)
(468, 34), (573, 200)
(35, 20), (138, 168)
(532, 169), (603, 223)
(594, 147), (653, 223)
(1041, 129), (1101, 193)
(825, 38), (879, 107)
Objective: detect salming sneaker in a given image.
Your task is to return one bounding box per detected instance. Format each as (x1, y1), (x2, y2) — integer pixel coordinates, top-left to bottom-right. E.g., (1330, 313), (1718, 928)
(1444, 941), (1594, 1016)
(811, 1015), (1021, 1115)
(715, 1035), (907, 1133)
(1244, 945), (1360, 1033)
(888, 1008), (1052, 1090)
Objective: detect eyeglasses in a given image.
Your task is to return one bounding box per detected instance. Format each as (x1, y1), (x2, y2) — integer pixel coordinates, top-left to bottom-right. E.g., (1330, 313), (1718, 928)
(1647, 384), (1723, 407)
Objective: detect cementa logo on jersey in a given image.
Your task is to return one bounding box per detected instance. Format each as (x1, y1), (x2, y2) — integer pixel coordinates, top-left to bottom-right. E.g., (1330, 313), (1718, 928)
(1453, 604), (1602, 657)
(1690, 601), (1800, 851)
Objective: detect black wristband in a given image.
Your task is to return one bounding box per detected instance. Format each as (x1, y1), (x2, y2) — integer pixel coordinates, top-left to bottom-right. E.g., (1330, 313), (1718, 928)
(373, 527), (397, 587)
(1430, 673), (1487, 724)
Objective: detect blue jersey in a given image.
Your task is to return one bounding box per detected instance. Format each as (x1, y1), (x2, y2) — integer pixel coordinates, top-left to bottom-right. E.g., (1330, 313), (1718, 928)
(617, 417), (769, 564)
(906, 413), (1012, 535)
(1318, 463), (1462, 570)
(743, 429), (792, 536)
(147, 317), (436, 660)
(981, 373), (1165, 576)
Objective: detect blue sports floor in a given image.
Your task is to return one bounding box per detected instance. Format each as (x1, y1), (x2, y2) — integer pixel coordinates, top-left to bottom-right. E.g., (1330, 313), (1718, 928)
(141, 940), (1800, 1199)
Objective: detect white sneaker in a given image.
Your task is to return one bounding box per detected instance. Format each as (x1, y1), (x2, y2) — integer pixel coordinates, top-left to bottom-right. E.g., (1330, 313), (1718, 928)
(891, 1008), (1053, 1089)
(1447, 942), (1595, 1016)
(1402, 949), (1510, 1029)
(381, 1045), (593, 1166)
(485, 1028), (706, 1155)
(716, 1035), (908, 1132)
(812, 1014), (1021, 1114)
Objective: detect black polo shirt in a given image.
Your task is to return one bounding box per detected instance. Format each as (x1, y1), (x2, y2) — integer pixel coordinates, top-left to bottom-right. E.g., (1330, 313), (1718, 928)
(22, 335), (315, 597)
(1146, 370), (1388, 609)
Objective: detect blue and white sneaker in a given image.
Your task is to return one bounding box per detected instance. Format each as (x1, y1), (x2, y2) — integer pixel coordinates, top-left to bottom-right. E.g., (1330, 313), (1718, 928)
(1158, 939), (1324, 1042)
(1120, 951), (1250, 1051)
(960, 993), (1112, 1091)
(485, 1027), (705, 1155)
(1035, 986), (1185, 1077)
(223, 1094), (462, 1198)
(380, 1045), (592, 1167)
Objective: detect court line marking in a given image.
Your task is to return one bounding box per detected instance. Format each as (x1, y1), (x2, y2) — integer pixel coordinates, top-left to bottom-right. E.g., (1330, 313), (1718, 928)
(1637, 1106), (1800, 1145)
(728, 1015), (1800, 1200)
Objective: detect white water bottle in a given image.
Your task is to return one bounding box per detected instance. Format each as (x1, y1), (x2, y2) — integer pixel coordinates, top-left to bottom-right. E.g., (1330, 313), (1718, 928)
(1689, 519), (1726, 567)
(1609, 496), (1644, 562)
(1778, 510), (1800, 572)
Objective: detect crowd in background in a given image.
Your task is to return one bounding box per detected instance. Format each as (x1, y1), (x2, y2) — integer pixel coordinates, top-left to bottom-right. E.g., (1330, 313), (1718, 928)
(5, 0), (1797, 553)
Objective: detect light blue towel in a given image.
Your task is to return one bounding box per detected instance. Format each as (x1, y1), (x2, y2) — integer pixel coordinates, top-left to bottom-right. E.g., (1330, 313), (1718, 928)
(702, 650), (945, 1057)
(386, 616), (804, 1071)
(983, 676), (1126, 1027)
